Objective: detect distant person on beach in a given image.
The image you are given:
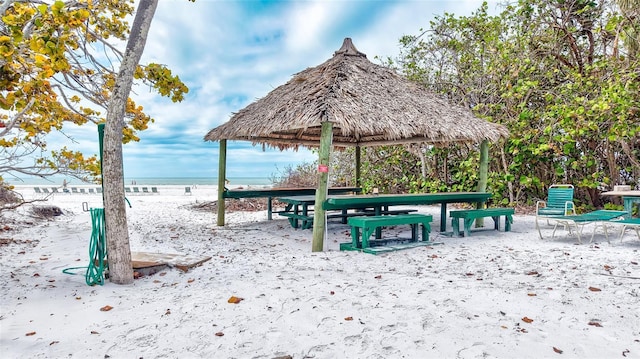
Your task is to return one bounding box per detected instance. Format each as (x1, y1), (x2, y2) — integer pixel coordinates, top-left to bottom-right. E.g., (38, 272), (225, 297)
(62, 179), (69, 193)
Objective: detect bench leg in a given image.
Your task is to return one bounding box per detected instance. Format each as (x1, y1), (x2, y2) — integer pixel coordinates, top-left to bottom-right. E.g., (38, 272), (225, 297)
(421, 223), (430, 242)
(463, 218), (473, 237)
(411, 223), (418, 241)
(351, 227), (361, 249)
(362, 226), (376, 248)
(491, 216), (500, 231)
(505, 215), (512, 232)
(452, 218), (461, 237)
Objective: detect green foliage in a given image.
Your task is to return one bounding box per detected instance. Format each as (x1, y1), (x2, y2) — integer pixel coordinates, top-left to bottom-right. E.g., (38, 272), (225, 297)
(390, 0), (640, 207)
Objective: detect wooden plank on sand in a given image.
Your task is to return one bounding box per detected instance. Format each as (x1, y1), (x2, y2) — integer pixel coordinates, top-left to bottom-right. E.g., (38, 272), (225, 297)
(131, 251), (212, 272)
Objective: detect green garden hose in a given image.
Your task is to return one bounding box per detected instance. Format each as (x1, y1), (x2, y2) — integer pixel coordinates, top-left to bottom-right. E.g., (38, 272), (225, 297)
(62, 208), (107, 286)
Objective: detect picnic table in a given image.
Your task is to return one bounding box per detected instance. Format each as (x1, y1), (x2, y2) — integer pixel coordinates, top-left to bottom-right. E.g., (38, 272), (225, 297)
(601, 190), (640, 218)
(279, 192), (492, 232)
(222, 187), (361, 220)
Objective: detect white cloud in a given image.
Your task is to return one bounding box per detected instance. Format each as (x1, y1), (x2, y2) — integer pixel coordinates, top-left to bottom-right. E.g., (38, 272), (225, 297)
(16, 0), (501, 182)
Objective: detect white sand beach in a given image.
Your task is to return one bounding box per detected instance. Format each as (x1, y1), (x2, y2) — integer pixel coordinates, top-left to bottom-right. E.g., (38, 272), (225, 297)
(1, 185), (639, 358)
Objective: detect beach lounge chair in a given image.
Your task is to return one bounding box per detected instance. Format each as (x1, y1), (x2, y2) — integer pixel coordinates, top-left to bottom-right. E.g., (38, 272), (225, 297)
(133, 187), (140, 193)
(151, 187), (159, 194)
(96, 187), (102, 194)
(71, 187), (78, 194)
(88, 188), (95, 194)
(125, 187), (131, 193)
(536, 184), (576, 239)
(79, 188), (86, 194)
(51, 187), (59, 193)
(42, 188), (49, 194)
(611, 218), (640, 242)
(184, 186), (192, 195)
(550, 210), (628, 244)
(34, 187), (42, 194)
(142, 187), (149, 193)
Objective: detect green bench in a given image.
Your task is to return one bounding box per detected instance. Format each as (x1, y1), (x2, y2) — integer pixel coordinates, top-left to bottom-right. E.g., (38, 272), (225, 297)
(347, 214), (433, 249)
(450, 208), (514, 237)
(279, 209), (418, 230)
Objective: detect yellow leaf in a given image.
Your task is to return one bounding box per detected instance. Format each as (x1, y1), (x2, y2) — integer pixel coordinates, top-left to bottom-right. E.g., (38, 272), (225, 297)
(227, 296), (243, 304)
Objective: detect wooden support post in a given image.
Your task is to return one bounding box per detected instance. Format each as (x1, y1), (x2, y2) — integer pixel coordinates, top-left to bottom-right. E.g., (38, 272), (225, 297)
(355, 146), (361, 188)
(312, 122), (333, 252)
(217, 139), (227, 226)
(476, 140), (489, 227)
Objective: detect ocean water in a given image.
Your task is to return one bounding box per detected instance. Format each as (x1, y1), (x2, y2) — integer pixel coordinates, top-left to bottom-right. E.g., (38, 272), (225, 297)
(8, 176), (272, 186)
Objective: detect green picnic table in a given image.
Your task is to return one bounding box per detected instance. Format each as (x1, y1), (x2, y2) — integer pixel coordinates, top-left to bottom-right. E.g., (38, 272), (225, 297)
(324, 192), (491, 232)
(278, 192), (491, 232)
(223, 187), (361, 220)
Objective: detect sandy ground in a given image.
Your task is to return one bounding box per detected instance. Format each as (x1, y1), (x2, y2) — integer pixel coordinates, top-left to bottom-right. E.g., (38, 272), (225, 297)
(1, 185), (639, 358)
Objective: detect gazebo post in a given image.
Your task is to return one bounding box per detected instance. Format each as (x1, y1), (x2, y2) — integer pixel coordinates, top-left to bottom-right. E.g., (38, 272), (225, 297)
(355, 146), (361, 188)
(475, 140), (489, 227)
(312, 122), (334, 252)
(216, 139), (227, 226)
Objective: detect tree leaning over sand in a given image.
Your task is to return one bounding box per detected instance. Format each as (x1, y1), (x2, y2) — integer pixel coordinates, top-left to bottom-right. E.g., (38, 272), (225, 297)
(0, 0), (188, 186)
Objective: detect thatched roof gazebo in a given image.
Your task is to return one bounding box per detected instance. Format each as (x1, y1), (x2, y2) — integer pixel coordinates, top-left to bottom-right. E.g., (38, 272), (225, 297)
(205, 38), (509, 251)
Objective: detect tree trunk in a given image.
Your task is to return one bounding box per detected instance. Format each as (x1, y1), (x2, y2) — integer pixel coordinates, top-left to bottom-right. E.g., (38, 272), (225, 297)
(103, 0), (159, 284)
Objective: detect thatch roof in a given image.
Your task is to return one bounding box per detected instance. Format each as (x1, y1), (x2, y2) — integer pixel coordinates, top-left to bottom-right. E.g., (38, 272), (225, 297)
(204, 38), (509, 149)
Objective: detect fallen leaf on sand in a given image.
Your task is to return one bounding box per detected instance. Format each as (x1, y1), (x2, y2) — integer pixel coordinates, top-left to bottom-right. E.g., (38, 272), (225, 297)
(91, 331), (99, 334)
(227, 296), (244, 304)
(215, 332), (224, 336)
(588, 321), (603, 327)
(588, 287), (601, 292)
(25, 332), (36, 336)
(527, 293), (537, 296)
(49, 341), (59, 345)
(553, 347), (563, 354)
(526, 271), (539, 275)
(330, 291), (335, 295)
(100, 305), (113, 312)
(187, 278), (195, 283)
(374, 275), (382, 279)
(345, 316), (353, 321)
(522, 317), (534, 323)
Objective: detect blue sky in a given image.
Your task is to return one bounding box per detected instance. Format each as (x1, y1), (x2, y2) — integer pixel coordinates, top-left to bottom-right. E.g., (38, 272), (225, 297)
(47, 0), (499, 180)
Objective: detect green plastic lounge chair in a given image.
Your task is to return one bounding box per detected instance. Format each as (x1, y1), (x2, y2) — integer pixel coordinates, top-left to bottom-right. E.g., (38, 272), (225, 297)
(142, 187), (149, 193)
(133, 187), (140, 193)
(551, 210), (628, 244)
(71, 187), (78, 194)
(51, 187), (59, 193)
(125, 187), (131, 193)
(536, 184), (576, 239)
(151, 187), (158, 194)
(612, 218), (640, 242)
(184, 186), (192, 195)
(34, 187), (41, 194)
(42, 188), (49, 194)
